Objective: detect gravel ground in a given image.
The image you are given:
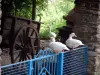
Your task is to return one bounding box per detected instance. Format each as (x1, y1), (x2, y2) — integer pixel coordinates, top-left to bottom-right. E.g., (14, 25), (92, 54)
(1, 48), (11, 66)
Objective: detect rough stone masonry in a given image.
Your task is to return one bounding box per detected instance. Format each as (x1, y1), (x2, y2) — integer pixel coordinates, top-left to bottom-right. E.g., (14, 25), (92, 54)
(0, 0), (2, 75)
(65, 0), (100, 75)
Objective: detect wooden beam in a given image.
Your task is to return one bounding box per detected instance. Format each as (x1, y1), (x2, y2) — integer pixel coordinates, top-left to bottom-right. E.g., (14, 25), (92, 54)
(32, 0), (36, 20)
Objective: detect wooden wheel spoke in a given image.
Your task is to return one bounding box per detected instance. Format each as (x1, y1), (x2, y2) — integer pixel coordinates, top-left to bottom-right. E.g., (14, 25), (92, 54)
(23, 29), (27, 43)
(32, 38), (36, 42)
(34, 46), (38, 48)
(24, 56), (27, 60)
(29, 31), (36, 39)
(26, 27), (30, 37)
(14, 52), (21, 61)
(30, 38), (37, 46)
(26, 54), (31, 59)
(20, 52), (25, 61)
(23, 29), (26, 37)
(30, 29), (34, 36)
(19, 35), (24, 46)
(31, 51), (34, 56)
(30, 39), (36, 47)
(12, 26), (40, 63)
(19, 57), (23, 62)
(19, 54), (22, 62)
(15, 43), (23, 50)
(34, 40), (38, 45)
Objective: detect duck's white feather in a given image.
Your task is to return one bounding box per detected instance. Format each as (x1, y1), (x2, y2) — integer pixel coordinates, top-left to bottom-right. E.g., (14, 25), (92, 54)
(66, 33), (84, 49)
(66, 38), (84, 48)
(48, 24), (56, 38)
(48, 37), (69, 53)
(49, 42), (69, 52)
(50, 32), (56, 38)
(48, 25), (69, 53)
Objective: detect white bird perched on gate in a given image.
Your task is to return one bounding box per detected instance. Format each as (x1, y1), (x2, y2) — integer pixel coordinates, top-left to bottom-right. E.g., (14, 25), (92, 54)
(48, 37), (70, 53)
(65, 33), (84, 49)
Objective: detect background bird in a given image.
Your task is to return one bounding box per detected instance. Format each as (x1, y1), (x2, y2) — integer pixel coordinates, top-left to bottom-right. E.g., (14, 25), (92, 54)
(66, 33), (84, 49)
(48, 23), (56, 38)
(47, 23), (69, 53)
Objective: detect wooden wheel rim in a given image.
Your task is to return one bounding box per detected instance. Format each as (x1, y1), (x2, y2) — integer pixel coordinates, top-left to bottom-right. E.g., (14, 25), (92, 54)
(11, 25), (40, 63)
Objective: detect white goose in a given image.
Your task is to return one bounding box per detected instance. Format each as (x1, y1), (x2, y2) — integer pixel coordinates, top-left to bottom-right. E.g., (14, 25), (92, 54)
(48, 37), (70, 53)
(66, 33), (84, 49)
(48, 24), (56, 38)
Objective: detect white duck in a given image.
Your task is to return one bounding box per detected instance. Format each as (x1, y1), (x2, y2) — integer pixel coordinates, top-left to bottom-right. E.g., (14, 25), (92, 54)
(66, 33), (84, 49)
(48, 37), (70, 53)
(48, 24), (56, 38)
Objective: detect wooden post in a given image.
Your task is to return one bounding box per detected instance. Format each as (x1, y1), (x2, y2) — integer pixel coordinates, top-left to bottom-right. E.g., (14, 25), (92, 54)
(32, 0), (36, 20)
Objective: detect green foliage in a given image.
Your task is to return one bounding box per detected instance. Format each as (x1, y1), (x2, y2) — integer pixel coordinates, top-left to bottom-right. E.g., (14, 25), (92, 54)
(13, 6), (32, 19)
(10, 0), (75, 39)
(10, 0), (33, 18)
(14, 0), (32, 10)
(11, 0), (48, 19)
(36, 0), (48, 11)
(39, 0), (75, 39)
(39, 19), (66, 39)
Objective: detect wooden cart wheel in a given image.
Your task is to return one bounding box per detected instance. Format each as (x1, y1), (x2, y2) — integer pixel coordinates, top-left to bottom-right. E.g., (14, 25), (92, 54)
(11, 25), (40, 63)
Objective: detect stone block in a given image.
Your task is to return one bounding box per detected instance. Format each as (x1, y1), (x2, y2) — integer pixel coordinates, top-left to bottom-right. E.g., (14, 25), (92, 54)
(95, 55), (100, 72)
(0, 35), (2, 44)
(94, 72), (100, 75)
(87, 71), (95, 75)
(88, 51), (97, 56)
(69, 1), (100, 75)
(87, 56), (96, 72)
(0, 10), (2, 18)
(0, 20), (1, 26)
(0, 3), (1, 8)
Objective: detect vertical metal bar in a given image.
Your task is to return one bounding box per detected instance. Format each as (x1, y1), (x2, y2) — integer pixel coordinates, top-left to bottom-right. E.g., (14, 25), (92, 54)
(53, 56), (55, 75)
(84, 47), (88, 75)
(29, 60), (33, 75)
(46, 58), (49, 71)
(54, 55), (57, 75)
(38, 60), (39, 75)
(49, 57), (50, 73)
(40, 60), (42, 72)
(46, 58), (48, 70)
(51, 56), (53, 75)
(34, 61), (36, 75)
(57, 53), (64, 75)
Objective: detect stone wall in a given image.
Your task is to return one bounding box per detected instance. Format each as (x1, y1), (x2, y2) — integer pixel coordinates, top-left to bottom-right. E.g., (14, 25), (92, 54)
(65, 0), (100, 75)
(0, 0), (1, 31)
(0, 0), (2, 75)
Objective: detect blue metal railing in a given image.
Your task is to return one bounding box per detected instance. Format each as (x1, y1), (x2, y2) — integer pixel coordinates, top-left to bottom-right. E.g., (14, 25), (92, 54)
(63, 47), (88, 75)
(1, 47), (88, 75)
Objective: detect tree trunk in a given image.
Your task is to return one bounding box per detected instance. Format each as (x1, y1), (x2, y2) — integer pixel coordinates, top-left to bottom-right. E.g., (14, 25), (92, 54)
(32, 0), (36, 20)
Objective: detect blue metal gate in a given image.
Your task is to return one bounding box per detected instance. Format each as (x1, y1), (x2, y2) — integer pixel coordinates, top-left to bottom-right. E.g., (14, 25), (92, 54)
(1, 47), (88, 75)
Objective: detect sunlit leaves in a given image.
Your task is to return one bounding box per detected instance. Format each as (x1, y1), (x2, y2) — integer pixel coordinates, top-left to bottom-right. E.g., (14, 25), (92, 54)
(10, 0), (48, 19)
(39, 0), (75, 39)
(3, 0), (75, 39)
